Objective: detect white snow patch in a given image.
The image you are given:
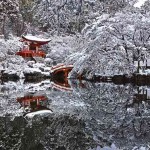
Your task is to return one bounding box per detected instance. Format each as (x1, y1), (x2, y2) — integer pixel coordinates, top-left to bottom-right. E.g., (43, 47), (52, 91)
(42, 72), (50, 76)
(33, 63), (45, 68)
(24, 68), (41, 73)
(25, 110), (53, 119)
(23, 35), (51, 42)
(134, 0), (148, 8)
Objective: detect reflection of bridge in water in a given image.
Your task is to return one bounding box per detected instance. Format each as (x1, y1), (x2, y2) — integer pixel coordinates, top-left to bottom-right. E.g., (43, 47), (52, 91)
(51, 79), (72, 91)
(51, 78), (86, 92)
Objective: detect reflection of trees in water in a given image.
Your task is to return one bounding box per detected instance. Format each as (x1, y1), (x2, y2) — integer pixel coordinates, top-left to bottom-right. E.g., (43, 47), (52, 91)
(69, 81), (150, 149)
(0, 116), (25, 150)
(1, 81), (150, 149)
(0, 115), (108, 150)
(21, 115), (98, 150)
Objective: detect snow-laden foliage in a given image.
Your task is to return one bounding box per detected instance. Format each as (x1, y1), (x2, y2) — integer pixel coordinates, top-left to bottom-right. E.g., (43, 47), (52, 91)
(0, 37), (22, 71)
(46, 34), (77, 65)
(0, 37), (25, 78)
(31, 0), (85, 33)
(0, 37), (21, 56)
(0, 0), (23, 38)
(23, 0), (129, 34)
(67, 5), (150, 78)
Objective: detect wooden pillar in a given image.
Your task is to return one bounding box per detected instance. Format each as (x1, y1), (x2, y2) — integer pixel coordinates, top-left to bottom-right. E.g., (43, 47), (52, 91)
(37, 99), (39, 106)
(27, 42), (30, 50)
(64, 69), (68, 82)
(36, 46), (38, 53)
(23, 101), (25, 107)
(28, 101), (31, 107)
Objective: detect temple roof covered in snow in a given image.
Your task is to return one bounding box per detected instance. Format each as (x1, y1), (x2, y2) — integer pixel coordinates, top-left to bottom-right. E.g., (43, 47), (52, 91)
(22, 35), (51, 45)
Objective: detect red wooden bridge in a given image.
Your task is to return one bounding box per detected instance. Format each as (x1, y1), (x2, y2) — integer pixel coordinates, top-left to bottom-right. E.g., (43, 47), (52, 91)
(50, 64), (73, 79)
(50, 64), (73, 91)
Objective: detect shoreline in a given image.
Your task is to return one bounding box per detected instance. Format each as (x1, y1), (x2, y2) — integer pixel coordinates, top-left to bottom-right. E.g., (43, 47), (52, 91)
(1, 72), (150, 86)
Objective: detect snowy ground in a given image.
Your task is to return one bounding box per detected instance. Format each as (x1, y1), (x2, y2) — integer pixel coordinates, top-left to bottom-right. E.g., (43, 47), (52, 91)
(0, 34), (77, 80)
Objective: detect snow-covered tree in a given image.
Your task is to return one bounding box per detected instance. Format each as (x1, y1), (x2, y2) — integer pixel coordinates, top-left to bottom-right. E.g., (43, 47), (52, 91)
(21, 0), (128, 34)
(0, 0), (23, 38)
(67, 4), (150, 78)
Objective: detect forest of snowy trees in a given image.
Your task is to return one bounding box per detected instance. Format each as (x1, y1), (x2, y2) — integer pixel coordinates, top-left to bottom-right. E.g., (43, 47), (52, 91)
(1, 1), (150, 150)
(1, 0), (150, 79)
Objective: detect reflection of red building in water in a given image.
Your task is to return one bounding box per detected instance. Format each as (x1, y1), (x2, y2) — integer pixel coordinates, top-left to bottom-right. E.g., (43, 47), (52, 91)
(16, 35), (51, 58)
(17, 93), (51, 114)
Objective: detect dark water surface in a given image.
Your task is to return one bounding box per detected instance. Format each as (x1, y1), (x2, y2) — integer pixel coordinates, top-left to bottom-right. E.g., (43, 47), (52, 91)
(0, 80), (150, 150)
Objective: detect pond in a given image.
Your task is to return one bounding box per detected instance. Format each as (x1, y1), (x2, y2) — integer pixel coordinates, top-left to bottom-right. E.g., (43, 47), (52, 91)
(0, 79), (150, 150)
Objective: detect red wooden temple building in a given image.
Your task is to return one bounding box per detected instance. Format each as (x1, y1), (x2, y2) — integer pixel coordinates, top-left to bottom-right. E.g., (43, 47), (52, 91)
(16, 35), (51, 58)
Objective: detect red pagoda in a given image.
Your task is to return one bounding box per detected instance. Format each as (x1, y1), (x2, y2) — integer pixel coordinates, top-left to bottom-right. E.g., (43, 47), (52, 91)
(16, 35), (51, 58)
